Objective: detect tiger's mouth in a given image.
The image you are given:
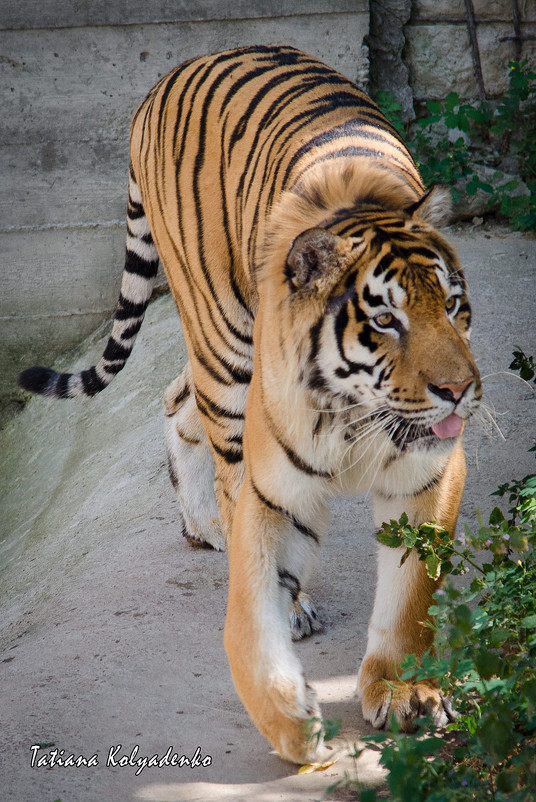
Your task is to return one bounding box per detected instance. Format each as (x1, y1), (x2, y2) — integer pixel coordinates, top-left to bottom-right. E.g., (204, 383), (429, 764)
(387, 412), (464, 451)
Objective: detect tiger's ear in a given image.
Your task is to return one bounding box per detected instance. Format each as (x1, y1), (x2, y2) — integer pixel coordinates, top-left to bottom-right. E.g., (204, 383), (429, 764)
(285, 228), (355, 293)
(405, 185), (452, 227)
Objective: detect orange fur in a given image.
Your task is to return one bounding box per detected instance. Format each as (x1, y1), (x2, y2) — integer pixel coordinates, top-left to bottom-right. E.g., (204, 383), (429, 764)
(20, 47), (482, 763)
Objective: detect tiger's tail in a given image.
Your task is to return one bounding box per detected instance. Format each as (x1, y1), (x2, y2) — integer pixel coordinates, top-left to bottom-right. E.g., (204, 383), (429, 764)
(18, 167), (159, 399)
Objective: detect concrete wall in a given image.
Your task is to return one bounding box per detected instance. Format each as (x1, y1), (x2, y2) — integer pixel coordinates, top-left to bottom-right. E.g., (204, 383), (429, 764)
(0, 1), (369, 414)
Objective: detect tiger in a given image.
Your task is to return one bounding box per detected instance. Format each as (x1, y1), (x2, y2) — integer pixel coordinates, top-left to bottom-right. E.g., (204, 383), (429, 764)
(19, 45), (482, 764)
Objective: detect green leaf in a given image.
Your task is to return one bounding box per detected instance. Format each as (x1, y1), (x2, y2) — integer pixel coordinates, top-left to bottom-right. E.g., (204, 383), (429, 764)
(466, 178), (479, 196)
(475, 650), (501, 680)
(477, 711), (515, 763)
(426, 100), (442, 114)
(440, 559), (454, 575)
(521, 614), (536, 629)
(490, 628), (510, 646)
(495, 768), (520, 792)
(377, 532), (404, 548)
(510, 531), (528, 551)
(500, 179), (519, 193)
(322, 717), (341, 741)
(445, 92), (460, 112)
(403, 530), (417, 548)
(489, 506), (505, 525)
(425, 553), (441, 579)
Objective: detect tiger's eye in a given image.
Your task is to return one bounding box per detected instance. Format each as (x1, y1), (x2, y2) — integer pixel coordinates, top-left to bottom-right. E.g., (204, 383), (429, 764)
(374, 312), (393, 328)
(445, 296), (457, 312)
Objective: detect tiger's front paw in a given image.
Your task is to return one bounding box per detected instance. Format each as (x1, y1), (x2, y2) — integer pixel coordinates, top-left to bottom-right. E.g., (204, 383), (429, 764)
(361, 679), (456, 732)
(226, 626), (326, 763)
(263, 675), (325, 763)
(289, 592), (323, 641)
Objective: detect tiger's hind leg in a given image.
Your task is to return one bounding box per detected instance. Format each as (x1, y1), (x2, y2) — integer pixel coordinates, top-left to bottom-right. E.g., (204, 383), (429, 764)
(164, 366), (321, 638)
(163, 364), (225, 552)
(290, 593), (323, 641)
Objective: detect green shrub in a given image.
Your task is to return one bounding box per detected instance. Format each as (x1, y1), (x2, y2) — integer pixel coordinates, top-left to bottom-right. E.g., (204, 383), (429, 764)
(375, 60), (536, 231)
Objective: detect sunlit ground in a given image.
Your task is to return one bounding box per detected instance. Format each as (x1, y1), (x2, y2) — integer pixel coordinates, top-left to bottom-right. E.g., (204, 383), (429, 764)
(134, 673), (385, 802)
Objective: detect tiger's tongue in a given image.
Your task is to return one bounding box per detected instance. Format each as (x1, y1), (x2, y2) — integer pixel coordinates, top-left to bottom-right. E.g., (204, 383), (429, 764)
(431, 413), (463, 439)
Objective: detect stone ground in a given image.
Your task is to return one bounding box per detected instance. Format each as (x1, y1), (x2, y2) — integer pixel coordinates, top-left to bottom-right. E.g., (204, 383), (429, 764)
(1, 224), (535, 802)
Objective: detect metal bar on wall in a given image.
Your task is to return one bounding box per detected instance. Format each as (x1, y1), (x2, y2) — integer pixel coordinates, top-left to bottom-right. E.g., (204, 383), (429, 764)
(512, 0), (523, 60)
(464, 0), (487, 101)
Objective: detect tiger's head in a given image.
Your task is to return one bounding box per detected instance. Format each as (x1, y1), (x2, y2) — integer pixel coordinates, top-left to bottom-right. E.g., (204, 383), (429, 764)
(262, 180), (481, 464)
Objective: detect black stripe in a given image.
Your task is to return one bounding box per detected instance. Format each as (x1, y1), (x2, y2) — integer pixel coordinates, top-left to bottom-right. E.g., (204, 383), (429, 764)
(358, 324), (379, 353)
(373, 252), (396, 278)
(362, 285), (384, 307)
(223, 363), (252, 385)
(193, 347), (234, 387)
(195, 329), (251, 384)
(374, 366), (387, 390)
(124, 249), (159, 279)
(156, 65), (186, 143)
(102, 361), (125, 375)
(195, 387), (244, 420)
(383, 267), (398, 283)
(275, 432), (332, 479)
(174, 383), (190, 406)
(163, 382), (190, 417)
(218, 115), (254, 323)
(335, 363), (374, 378)
(121, 318), (143, 340)
(406, 246), (440, 261)
(116, 294), (149, 320)
(309, 318), (323, 363)
(194, 394), (222, 425)
(251, 480), (320, 544)
(334, 305), (374, 374)
(211, 439), (243, 464)
(81, 366), (107, 396)
(308, 319), (329, 392)
(127, 203), (146, 220)
(278, 569), (301, 601)
(56, 372), (72, 399)
(103, 337), (132, 362)
(167, 451), (179, 490)
(176, 429), (201, 446)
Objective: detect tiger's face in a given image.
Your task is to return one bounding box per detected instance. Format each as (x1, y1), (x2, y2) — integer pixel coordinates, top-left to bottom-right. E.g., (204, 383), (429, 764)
(284, 214), (481, 457)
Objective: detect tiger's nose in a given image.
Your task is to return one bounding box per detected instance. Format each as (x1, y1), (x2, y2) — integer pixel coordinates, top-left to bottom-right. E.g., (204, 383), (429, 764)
(428, 377), (474, 404)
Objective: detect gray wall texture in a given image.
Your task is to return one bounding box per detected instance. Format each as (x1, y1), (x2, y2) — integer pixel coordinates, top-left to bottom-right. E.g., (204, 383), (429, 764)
(0, 1), (369, 413)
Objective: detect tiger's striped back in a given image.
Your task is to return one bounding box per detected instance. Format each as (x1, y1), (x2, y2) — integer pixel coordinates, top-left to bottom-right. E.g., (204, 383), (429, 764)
(131, 45), (423, 322)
